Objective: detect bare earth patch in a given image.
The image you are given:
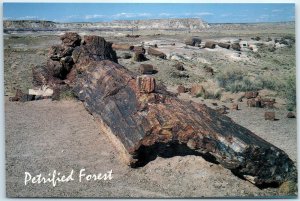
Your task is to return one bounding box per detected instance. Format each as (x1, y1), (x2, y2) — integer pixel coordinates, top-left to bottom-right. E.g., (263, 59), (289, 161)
(6, 98), (292, 198)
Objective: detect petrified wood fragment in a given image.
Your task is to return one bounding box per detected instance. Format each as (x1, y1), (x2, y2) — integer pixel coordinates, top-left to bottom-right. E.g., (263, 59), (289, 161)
(205, 41), (216, 49)
(73, 59), (296, 187)
(140, 64), (154, 74)
(184, 37), (202, 46)
(148, 47), (166, 59)
(218, 43), (230, 49)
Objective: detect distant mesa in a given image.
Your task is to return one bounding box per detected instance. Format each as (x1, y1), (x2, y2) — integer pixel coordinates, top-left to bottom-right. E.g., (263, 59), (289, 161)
(3, 18), (209, 32)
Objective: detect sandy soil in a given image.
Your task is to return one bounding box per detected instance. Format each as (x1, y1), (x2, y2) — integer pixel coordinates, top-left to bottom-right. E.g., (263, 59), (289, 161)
(6, 98), (296, 198)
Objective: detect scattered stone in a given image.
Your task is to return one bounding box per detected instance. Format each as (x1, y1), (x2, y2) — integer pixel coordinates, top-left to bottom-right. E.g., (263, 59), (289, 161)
(184, 37), (202, 46)
(245, 91), (259, 99)
(133, 46), (146, 54)
(139, 64), (154, 74)
(174, 62), (185, 71)
(203, 65), (214, 75)
(287, 112), (296, 118)
(205, 41), (216, 49)
(261, 98), (276, 108)
(218, 43), (230, 49)
(134, 52), (147, 62)
(265, 112), (275, 121)
(126, 34), (140, 38)
(190, 84), (205, 96)
(216, 105), (229, 114)
(251, 36), (261, 41)
(148, 47), (166, 59)
(133, 46), (147, 62)
(247, 98), (261, 108)
(231, 43), (241, 51)
(177, 85), (186, 94)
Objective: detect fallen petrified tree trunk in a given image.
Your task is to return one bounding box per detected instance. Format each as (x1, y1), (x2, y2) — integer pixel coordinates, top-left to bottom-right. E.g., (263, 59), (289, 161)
(205, 41), (216, 49)
(73, 59), (296, 187)
(148, 47), (166, 59)
(218, 42), (230, 49)
(31, 33), (297, 189)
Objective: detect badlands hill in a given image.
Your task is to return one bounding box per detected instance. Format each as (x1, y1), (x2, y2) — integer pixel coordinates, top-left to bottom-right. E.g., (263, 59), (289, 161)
(3, 18), (209, 31)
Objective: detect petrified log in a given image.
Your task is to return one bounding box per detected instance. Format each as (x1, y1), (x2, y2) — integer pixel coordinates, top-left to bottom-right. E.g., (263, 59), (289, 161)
(147, 47), (166, 59)
(205, 41), (216, 49)
(133, 46), (146, 54)
(112, 43), (134, 51)
(140, 64), (154, 74)
(184, 37), (202, 46)
(287, 112), (296, 118)
(174, 62), (185, 71)
(73, 59), (296, 187)
(177, 85), (185, 94)
(232, 43), (241, 51)
(265, 112), (275, 121)
(218, 43), (230, 49)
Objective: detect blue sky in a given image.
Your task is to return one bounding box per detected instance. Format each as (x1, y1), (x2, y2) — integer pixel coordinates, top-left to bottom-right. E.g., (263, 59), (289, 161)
(3, 3), (295, 23)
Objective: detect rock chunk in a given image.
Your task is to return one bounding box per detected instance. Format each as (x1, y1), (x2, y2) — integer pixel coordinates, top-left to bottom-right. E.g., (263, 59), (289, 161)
(60, 32), (81, 47)
(148, 47), (166, 59)
(191, 84), (205, 96)
(139, 64), (154, 74)
(265, 112), (276, 121)
(205, 41), (216, 49)
(287, 112), (296, 118)
(245, 91), (259, 99)
(184, 37), (202, 46)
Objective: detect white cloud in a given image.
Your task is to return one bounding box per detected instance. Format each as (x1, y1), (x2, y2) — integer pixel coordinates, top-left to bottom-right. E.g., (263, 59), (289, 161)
(111, 12), (152, 18)
(18, 16), (38, 20)
(184, 12), (214, 17)
(84, 14), (105, 19)
(159, 13), (173, 17)
(194, 12), (214, 16)
(221, 13), (231, 17)
(259, 14), (269, 19)
(3, 17), (12, 20)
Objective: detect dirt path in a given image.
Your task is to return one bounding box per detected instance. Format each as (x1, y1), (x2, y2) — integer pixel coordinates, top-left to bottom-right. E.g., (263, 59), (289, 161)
(6, 98), (285, 198)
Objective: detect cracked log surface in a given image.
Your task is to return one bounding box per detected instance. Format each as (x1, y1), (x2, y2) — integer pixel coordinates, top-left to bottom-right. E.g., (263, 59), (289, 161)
(73, 59), (296, 187)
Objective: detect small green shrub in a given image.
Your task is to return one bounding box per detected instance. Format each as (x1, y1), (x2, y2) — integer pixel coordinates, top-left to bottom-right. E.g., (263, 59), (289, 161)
(283, 74), (296, 111)
(196, 89), (222, 100)
(60, 90), (76, 100)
